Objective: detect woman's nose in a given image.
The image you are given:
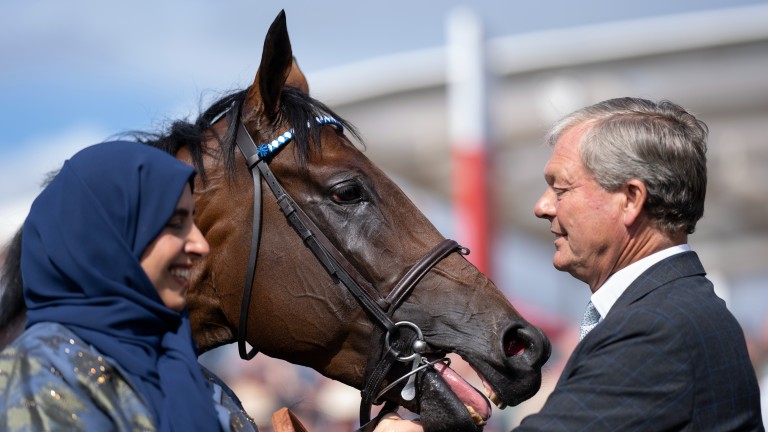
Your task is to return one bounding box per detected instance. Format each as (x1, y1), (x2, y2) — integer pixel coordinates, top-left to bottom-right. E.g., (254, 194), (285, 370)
(186, 224), (210, 257)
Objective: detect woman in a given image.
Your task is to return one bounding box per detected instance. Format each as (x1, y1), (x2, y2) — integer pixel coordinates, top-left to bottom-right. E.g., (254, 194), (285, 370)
(0, 140), (426, 432)
(0, 142), (254, 431)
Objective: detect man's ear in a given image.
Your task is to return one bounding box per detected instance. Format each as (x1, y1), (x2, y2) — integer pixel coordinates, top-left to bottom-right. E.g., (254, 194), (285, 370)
(623, 179), (647, 227)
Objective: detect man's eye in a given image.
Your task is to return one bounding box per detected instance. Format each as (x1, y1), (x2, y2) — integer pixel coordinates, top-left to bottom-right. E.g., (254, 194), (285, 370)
(330, 182), (365, 204)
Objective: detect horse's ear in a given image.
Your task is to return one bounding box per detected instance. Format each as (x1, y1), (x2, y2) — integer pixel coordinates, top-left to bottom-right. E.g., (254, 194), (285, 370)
(286, 58), (309, 94)
(245, 10), (295, 121)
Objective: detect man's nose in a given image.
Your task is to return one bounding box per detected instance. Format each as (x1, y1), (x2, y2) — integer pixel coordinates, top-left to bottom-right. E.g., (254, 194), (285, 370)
(534, 189), (555, 220)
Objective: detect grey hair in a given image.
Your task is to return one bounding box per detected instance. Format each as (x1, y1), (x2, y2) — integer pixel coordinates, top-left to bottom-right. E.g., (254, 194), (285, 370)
(546, 97), (708, 235)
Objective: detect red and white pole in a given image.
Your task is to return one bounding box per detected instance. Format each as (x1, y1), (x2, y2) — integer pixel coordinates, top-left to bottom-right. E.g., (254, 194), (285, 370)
(447, 8), (491, 275)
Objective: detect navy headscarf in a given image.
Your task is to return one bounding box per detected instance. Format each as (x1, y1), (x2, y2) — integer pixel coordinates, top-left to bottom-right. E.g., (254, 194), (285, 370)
(22, 141), (221, 431)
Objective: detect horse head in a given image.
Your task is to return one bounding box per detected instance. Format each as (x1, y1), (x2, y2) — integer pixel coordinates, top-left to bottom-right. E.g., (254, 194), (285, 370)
(0, 10), (551, 431)
(179, 11), (551, 431)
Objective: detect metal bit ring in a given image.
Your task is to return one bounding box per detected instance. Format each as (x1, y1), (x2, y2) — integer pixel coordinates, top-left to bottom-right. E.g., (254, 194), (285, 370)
(384, 321), (425, 362)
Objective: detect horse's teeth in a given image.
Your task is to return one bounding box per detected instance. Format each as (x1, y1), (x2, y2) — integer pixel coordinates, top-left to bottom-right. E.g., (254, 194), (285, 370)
(489, 391), (507, 409)
(465, 405), (487, 426)
(482, 386), (507, 409)
(476, 374), (507, 409)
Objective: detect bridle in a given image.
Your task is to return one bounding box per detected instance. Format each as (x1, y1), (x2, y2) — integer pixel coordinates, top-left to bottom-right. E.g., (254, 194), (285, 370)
(231, 102), (469, 430)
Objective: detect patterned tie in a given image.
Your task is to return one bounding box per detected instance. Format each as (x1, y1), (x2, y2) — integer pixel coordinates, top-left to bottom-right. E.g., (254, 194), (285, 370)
(579, 301), (601, 341)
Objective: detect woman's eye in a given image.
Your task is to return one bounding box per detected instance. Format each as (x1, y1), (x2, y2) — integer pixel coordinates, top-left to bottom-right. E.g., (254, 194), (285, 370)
(165, 211), (190, 230)
(330, 182), (365, 204)
(166, 219), (183, 229)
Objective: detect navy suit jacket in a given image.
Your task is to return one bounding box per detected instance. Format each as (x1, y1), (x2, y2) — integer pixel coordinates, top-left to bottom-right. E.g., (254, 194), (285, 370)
(517, 251), (764, 431)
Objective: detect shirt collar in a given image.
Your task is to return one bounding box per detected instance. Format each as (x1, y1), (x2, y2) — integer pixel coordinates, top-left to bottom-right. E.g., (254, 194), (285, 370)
(591, 244), (691, 319)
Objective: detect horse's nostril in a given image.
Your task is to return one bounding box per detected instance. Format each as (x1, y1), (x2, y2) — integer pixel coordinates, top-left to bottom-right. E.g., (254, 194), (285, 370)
(503, 332), (527, 357)
(502, 323), (552, 367)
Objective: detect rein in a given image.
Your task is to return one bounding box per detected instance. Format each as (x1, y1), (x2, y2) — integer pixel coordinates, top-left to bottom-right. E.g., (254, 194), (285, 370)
(231, 105), (468, 429)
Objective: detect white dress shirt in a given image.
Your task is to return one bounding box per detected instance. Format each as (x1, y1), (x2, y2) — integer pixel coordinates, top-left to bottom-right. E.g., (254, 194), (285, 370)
(591, 244), (691, 320)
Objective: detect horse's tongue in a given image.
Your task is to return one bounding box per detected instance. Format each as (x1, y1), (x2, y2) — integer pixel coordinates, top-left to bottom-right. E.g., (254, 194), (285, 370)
(433, 361), (491, 421)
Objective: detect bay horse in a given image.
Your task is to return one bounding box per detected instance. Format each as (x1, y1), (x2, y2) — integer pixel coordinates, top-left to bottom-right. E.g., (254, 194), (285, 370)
(0, 10), (550, 431)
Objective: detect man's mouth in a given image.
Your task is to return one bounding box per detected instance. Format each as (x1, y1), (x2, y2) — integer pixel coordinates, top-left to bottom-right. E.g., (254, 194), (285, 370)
(551, 229), (566, 243)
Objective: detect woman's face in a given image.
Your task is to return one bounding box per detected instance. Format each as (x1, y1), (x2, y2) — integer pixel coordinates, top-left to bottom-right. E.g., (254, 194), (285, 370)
(140, 184), (209, 311)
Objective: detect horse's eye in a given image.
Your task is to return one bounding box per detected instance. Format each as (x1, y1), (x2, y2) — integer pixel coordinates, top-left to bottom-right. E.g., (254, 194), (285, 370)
(330, 182), (365, 204)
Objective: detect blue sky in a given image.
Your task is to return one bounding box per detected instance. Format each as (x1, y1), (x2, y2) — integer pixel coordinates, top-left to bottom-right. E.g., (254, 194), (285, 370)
(2, 0), (765, 154)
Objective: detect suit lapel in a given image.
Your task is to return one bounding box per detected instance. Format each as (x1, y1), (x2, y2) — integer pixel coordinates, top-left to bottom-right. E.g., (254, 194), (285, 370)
(610, 251), (706, 314)
(557, 252), (708, 384)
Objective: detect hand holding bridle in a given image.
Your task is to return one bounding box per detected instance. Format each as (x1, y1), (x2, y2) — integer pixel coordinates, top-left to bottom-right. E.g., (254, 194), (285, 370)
(372, 412), (424, 432)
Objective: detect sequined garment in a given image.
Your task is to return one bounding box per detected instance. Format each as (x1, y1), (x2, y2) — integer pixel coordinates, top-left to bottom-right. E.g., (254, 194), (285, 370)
(0, 323), (257, 431)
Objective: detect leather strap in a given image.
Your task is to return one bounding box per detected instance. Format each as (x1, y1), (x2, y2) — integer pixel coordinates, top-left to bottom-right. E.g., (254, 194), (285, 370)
(358, 329), (414, 430)
(383, 239), (467, 312)
(236, 117), (263, 360)
(254, 157), (397, 334)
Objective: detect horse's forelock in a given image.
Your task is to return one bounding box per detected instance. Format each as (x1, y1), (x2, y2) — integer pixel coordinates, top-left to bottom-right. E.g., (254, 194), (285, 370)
(279, 87), (363, 169)
(123, 86), (361, 183)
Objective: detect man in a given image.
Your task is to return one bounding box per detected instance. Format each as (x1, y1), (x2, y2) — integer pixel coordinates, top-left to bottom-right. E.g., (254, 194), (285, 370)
(517, 97), (763, 430)
(375, 97), (763, 431)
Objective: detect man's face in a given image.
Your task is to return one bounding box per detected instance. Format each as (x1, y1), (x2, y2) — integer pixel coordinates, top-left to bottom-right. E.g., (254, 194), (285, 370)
(533, 126), (628, 291)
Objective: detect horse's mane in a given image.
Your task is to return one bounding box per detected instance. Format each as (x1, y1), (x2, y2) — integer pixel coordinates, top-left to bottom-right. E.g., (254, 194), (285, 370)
(0, 85), (361, 333)
(129, 86), (361, 182)
(0, 230), (23, 331)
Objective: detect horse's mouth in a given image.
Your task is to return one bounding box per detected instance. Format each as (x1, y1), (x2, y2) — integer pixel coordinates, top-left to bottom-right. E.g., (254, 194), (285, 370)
(410, 364), (489, 432)
(431, 358), (494, 425)
(393, 355), (505, 431)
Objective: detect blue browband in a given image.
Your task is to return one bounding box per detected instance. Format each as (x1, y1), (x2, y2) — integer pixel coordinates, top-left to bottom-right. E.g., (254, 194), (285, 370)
(257, 116), (343, 158)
